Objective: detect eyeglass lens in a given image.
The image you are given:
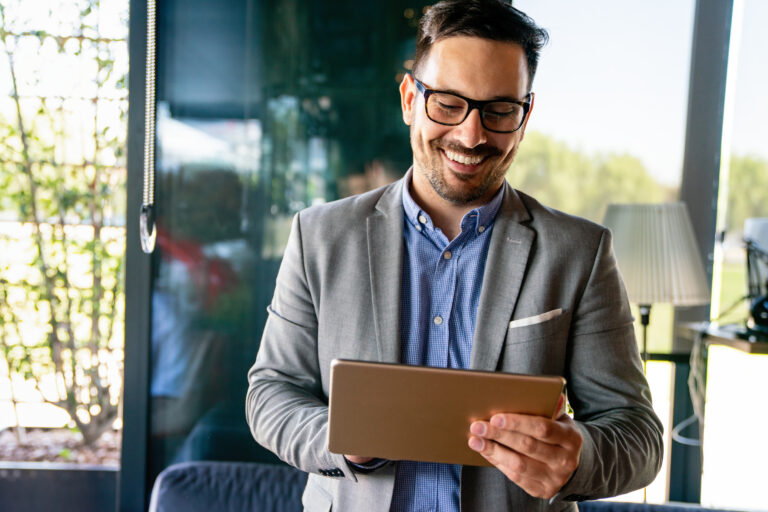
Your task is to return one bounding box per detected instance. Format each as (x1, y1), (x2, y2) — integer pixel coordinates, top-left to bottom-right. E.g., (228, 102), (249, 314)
(426, 92), (525, 132)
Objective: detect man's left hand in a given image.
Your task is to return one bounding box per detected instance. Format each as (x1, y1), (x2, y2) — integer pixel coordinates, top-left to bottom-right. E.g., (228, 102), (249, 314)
(467, 399), (583, 500)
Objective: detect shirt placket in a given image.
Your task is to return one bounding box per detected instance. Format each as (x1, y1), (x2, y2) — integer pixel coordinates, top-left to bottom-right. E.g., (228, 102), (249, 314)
(429, 234), (472, 369)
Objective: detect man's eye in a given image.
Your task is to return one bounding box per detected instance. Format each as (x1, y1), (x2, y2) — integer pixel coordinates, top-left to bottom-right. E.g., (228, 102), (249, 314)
(486, 104), (520, 117)
(437, 101), (462, 111)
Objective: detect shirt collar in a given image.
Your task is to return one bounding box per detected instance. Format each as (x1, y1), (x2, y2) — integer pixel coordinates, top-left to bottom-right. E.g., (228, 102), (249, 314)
(401, 168), (505, 235)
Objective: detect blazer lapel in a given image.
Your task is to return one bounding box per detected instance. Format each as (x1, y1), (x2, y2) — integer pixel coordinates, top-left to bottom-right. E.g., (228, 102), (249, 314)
(366, 179), (405, 363)
(471, 183), (534, 371)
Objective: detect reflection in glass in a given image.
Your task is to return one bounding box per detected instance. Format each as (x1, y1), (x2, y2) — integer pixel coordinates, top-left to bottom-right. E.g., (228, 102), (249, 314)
(147, 0), (425, 483)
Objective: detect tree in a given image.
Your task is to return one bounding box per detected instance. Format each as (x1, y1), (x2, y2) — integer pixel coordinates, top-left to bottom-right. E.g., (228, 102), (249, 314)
(0, 0), (127, 446)
(510, 131), (674, 222)
(726, 154), (768, 233)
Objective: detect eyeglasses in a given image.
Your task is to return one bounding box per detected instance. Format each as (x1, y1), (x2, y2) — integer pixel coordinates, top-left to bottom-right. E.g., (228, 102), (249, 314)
(413, 77), (531, 134)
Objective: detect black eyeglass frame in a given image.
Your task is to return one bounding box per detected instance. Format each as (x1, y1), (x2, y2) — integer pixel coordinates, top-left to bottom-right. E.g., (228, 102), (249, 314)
(413, 77), (532, 134)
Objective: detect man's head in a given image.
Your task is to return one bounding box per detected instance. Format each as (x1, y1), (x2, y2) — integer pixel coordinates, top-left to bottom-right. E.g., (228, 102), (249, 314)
(400, 1), (548, 207)
(413, 0), (548, 94)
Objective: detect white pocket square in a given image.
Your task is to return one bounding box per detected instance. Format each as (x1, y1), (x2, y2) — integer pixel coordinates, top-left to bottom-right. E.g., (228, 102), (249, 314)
(508, 308), (563, 328)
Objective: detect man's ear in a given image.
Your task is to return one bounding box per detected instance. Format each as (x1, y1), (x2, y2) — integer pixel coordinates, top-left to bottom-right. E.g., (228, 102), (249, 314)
(399, 74), (416, 126)
(518, 92), (534, 141)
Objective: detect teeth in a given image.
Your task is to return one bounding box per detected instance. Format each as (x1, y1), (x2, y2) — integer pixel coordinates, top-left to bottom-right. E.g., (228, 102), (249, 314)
(444, 150), (483, 165)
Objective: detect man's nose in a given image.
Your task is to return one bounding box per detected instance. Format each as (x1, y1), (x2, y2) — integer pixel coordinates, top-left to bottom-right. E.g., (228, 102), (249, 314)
(452, 107), (488, 149)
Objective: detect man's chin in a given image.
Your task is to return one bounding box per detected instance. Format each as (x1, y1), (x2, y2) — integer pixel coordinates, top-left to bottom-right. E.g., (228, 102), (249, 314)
(430, 175), (490, 205)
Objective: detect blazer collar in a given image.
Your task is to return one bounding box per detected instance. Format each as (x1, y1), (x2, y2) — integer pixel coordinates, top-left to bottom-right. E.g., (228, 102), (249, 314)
(367, 176), (406, 363)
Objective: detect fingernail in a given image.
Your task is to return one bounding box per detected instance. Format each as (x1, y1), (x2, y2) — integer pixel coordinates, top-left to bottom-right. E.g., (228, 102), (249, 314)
(468, 436), (484, 451)
(470, 422), (486, 436)
(490, 415), (504, 428)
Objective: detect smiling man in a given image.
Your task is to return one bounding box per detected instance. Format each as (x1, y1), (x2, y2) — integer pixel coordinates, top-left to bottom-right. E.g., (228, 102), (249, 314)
(246, 1), (663, 511)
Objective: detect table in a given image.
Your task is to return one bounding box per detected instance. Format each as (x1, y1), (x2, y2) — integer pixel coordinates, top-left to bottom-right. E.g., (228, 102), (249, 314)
(675, 322), (768, 354)
(674, 321), (768, 508)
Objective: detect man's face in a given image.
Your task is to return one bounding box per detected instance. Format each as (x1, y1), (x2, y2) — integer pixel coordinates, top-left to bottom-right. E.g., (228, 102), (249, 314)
(400, 36), (533, 206)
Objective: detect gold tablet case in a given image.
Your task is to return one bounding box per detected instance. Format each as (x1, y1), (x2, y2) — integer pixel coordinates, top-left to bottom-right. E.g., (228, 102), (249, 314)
(328, 359), (566, 467)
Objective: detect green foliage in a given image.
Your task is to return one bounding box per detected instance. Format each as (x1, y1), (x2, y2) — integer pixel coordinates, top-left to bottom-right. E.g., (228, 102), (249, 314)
(510, 131), (675, 222)
(726, 154), (768, 233)
(511, 133), (768, 233)
(0, 0), (127, 447)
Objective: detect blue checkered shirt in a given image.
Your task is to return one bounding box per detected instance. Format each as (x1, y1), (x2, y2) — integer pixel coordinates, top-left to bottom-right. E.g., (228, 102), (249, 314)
(390, 174), (504, 512)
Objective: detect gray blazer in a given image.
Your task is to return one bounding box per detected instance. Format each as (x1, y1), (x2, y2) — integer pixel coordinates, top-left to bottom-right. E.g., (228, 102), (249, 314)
(246, 177), (663, 511)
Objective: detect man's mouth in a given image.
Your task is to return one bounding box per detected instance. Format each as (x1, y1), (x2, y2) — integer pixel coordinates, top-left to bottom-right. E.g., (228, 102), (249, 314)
(443, 149), (485, 166)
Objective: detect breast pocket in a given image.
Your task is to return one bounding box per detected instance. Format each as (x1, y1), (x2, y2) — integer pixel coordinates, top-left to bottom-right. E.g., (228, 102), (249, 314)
(500, 309), (571, 375)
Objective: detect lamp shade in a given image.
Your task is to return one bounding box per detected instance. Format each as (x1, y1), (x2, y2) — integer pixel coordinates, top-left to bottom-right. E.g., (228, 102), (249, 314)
(603, 203), (710, 306)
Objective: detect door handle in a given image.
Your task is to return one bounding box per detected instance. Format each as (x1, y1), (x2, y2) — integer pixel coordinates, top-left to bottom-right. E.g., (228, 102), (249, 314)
(140, 0), (157, 254)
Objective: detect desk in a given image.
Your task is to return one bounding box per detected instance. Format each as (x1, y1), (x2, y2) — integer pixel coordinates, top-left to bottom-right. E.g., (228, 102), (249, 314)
(675, 322), (768, 354)
(675, 322), (768, 509)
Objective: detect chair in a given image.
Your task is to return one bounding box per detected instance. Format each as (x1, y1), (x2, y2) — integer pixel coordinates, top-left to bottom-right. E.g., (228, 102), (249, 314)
(148, 460), (307, 512)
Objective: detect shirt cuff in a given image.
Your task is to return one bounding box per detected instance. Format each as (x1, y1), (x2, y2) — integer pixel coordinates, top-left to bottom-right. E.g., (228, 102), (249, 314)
(344, 457), (389, 474)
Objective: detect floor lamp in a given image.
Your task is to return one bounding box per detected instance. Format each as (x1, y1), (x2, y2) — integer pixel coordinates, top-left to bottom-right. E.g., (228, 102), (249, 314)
(603, 203), (710, 365)
(603, 203), (710, 502)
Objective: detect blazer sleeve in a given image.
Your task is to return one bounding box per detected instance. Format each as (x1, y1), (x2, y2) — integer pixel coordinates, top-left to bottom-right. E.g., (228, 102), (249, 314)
(245, 212), (357, 481)
(554, 228), (664, 502)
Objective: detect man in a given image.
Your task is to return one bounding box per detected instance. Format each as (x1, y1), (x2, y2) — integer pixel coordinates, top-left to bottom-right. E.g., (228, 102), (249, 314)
(246, 1), (663, 510)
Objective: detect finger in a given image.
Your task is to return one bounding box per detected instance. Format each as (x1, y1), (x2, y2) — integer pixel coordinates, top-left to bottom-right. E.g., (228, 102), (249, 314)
(470, 420), (562, 463)
(467, 437), (556, 499)
(488, 413), (577, 449)
(344, 454), (374, 464)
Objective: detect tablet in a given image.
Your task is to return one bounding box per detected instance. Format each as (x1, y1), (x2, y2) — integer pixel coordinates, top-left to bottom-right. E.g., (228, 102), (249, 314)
(327, 359), (566, 467)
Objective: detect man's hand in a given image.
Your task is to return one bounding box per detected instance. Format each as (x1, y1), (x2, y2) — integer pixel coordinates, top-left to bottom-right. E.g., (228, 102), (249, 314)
(345, 455), (374, 464)
(467, 396), (582, 499)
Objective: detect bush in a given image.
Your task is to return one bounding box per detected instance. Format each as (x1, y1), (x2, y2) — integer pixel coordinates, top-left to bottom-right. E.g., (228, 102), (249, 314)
(0, 0), (127, 446)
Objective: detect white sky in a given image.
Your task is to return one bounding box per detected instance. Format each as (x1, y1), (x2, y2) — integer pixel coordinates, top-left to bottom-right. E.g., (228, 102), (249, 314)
(514, 0), (767, 186)
(729, 0), (768, 159)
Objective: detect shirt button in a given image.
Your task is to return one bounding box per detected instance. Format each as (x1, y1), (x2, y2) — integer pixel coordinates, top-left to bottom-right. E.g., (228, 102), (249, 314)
(415, 225), (422, 232)
(443, 251), (452, 260)
(478, 225), (486, 233)
(418, 215), (427, 224)
(433, 315), (443, 325)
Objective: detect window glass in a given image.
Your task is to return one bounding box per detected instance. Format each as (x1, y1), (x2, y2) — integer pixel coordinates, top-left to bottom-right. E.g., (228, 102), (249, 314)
(147, 0), (424, 482)
(704, 2), (768, 509)
(0, 0), (127, 469)
(513, 0), (694, 354)
(513, 0), (696, 502)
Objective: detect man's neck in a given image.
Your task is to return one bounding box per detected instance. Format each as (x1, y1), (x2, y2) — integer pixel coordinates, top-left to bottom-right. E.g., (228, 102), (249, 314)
(409, 173), (501, 241)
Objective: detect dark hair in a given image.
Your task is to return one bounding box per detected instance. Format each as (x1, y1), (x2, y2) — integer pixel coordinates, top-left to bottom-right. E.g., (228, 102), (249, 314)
(413, 0), (549, 91)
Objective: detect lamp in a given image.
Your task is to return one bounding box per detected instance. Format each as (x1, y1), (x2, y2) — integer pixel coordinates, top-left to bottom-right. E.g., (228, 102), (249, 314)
(603, 203), (711, 365)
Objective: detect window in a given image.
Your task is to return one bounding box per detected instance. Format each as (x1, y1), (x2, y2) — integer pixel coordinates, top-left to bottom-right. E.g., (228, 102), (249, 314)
(704, 2), (768, 510)
(0, 0), (128, 470)
(141, 0), (425, 487)
(512, 0), (696, 502)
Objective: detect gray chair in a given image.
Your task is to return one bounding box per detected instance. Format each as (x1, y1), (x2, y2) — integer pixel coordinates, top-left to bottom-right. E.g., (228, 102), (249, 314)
(148, 461), (307, 512)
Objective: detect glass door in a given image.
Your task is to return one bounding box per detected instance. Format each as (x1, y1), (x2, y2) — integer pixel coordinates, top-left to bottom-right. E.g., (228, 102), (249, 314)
(137, 0), (425, 493)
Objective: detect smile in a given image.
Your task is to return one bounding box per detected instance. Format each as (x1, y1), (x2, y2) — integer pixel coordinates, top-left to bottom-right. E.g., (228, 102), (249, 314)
(443, 150), (484, 166)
